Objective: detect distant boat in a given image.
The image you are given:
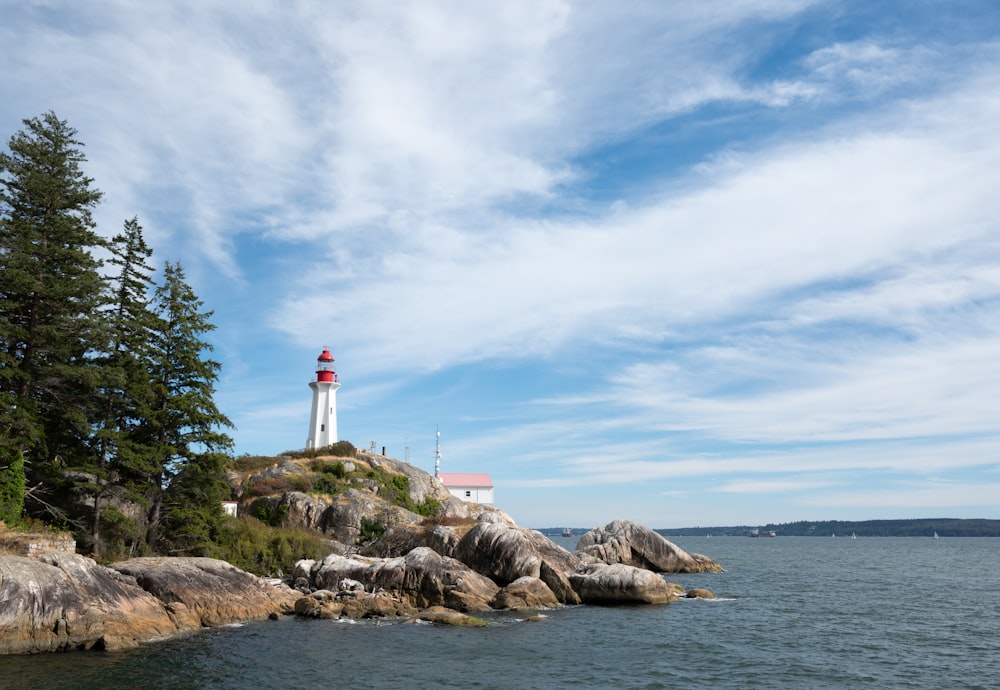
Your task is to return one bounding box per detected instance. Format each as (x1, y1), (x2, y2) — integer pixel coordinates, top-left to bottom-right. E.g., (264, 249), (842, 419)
(851, 532), (857, 540)
(561, 528), (575, 537)
(933, 531), (939, 539)
(748, 528), (776, 538)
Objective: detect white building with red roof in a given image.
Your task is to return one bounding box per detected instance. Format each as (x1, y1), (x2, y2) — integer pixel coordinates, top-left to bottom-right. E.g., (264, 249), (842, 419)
(433, 428), (494, 505)
(437, 472), (494, 506)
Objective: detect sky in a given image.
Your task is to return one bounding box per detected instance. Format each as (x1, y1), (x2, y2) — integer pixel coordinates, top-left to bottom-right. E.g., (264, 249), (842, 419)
(3, 0), (1000, 529)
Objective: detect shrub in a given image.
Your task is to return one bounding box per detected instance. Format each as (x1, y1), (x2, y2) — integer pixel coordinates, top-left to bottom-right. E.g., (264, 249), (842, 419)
(231, 454), (285, 473)
(243, 475), (312, 498)
(283, 441), (357, 460)
(251, 501), (288, 528)
(358, 516), (386, 543)
(314, 460), (347, 478)
(213, 516), (328, 577)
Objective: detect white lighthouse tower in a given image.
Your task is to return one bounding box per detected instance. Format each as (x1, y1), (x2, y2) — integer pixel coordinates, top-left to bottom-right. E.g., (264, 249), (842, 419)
(306, 347), (340, 449)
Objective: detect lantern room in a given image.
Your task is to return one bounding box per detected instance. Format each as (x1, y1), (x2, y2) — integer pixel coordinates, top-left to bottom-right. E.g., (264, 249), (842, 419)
(315, 348), (338, 382)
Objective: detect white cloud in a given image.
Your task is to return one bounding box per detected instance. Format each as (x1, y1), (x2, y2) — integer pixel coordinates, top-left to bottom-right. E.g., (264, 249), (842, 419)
(5, 1), (999, 525)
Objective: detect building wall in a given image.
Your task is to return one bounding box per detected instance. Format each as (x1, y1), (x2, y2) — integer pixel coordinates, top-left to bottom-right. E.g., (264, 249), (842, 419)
(446, 486), (494, 506)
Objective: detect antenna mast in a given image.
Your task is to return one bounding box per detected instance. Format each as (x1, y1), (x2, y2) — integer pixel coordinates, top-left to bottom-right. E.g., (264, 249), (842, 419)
(434, 426), (441, 478)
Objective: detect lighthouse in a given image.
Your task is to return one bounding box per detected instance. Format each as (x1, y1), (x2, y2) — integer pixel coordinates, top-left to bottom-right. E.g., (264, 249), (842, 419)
(306, 348), (340, 449)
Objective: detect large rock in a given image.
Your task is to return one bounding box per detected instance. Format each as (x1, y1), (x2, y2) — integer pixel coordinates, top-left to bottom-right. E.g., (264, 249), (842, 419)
(569, 562), (680, 605)
(0, 553), (194, 654)
(576, 520), (723, 573)
(303, 546), (500, 612)
(493, 576), (560, 609)
(110, 557), (297, 626)
(454, 521), (582, 605)
(294, 586), (416, 620)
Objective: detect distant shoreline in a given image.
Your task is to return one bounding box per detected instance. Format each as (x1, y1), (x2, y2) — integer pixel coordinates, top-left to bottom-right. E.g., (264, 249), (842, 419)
(537, 518), (1000, 538)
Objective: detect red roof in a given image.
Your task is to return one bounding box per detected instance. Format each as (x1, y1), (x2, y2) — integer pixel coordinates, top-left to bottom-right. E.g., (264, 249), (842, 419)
(437, 472), (493, 488)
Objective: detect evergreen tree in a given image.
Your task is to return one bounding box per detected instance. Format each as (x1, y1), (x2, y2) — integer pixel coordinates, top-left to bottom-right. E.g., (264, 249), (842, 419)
(161, 451), (232, 556)
(141, 261), (233, 551)
(89, 217), (159, 556)
(0, 112), (106, 528)
(0, 449), (26, 525)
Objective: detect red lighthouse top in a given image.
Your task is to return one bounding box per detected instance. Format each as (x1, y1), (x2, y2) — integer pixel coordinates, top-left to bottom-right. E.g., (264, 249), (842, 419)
(315, 348), (338, 382)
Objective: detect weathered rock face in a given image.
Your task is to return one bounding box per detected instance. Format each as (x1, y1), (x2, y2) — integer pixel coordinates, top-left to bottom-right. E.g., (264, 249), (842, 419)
(247, 491), (329, 531)
(569, 562), (679, 605)
(576, 520), (723, 573)
(246, 490), (421, 547)
(357, 450), (454, 507)
(0, 553), (194, 655)
(321, 489), (421, 545)
(493, 576), (560, 610)
(304, 547), (501, 612)
(454, 521), (583, 605)
(110, 557), (298, 627)
(294, 586), (417, 620)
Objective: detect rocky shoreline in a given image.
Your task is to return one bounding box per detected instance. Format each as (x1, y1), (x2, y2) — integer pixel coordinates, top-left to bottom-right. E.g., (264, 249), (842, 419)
(1, 517), (720, 655)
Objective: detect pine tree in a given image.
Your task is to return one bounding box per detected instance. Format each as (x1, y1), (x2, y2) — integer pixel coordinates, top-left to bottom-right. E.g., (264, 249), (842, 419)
(89, 217), (159, 556)
(0, 449), (26, 525)
(0, 112), (106, 529)
(141, 261), (233, 551)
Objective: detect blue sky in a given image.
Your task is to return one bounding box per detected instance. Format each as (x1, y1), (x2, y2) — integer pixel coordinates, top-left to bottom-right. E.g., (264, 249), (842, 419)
(3, 1), (1000, 529)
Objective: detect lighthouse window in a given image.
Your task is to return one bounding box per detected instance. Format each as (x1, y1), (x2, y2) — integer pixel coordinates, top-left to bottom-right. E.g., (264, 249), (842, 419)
(465, 491), (471, 498)
(321, 424), (325, 431)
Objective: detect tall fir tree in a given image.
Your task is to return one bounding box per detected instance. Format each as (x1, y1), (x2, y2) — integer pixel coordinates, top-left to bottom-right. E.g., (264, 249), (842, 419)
(89, 216), (159, 556)
(141, 261), (233, 552)
(0, 112), (106, 529)
(0, 449), (26, 525)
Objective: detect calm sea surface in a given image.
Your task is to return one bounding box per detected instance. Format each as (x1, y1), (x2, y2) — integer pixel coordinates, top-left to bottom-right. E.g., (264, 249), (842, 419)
(2, 536), (998, 689)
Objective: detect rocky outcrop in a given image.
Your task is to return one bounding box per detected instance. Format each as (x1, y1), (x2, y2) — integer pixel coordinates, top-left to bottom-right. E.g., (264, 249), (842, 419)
(0, 553), (196, 654)
(577, 520), (723, 573)
(110, 557), (298, 627)
(493, 576), (560, 609)
(686, 588), (716, 599)
(569, 562), (680, 605)
(454, 521), (582, 605)
(303, 547), (501, 612)
(294, 586), (416, 620)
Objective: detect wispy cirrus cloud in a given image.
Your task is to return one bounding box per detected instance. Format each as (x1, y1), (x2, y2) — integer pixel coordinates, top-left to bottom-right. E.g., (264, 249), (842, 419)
(4, 0), (999, 526)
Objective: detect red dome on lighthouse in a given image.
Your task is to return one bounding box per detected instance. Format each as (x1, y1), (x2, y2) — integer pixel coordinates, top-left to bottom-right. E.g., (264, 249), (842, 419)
(315, 348), (337, 382)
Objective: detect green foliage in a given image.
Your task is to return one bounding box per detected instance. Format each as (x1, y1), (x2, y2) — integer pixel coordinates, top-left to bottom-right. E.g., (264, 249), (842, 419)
(1, 111), (107, 504)
(242, 474), (313, 499)
(415, 496), (442, 518)
(358, 516), (386, 544)
(250, 501), (288, 528)
(0, 113), (237, 561)
(0, 450), (26, 525)
(88, 216), (160, 556)
(283, 441), (356, 459)
(233, 454), (287, 473)
(212, 516), (327, 577)
(159, 452), (232, 555)
(315, 460), (347, 478)
(93, 505), (151, 562)
(140, 261), (234, 549)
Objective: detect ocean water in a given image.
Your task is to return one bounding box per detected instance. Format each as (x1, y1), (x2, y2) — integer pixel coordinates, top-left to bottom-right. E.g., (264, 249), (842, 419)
(2, 536), (998, 689)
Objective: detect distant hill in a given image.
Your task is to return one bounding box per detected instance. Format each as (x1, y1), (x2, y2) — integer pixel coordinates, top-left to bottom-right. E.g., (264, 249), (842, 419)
(657, 518), (1000, 537)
